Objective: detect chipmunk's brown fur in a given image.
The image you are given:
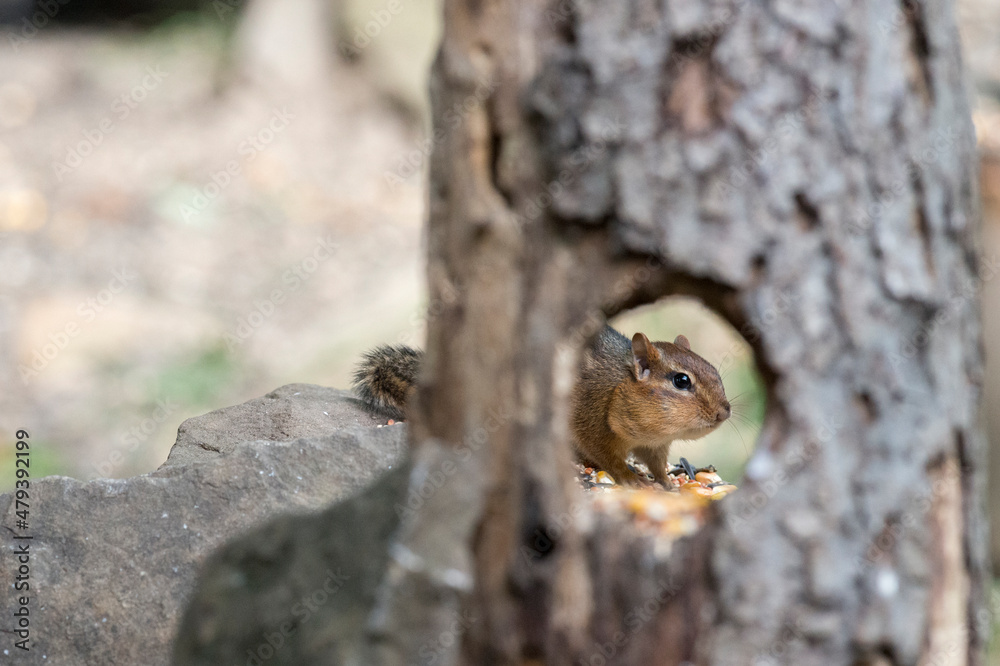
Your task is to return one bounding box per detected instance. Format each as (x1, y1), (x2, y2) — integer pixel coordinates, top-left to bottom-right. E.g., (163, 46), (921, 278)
(353, 326), (730, 486)
(571, 326), (730, 485)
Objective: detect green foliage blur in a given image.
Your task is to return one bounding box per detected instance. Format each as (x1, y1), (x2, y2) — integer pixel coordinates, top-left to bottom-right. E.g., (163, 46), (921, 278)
(0, 343), (245, 494)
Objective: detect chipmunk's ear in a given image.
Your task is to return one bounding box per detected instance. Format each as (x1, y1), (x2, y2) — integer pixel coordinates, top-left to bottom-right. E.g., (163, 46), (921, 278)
(673, 334), (691, 350)
(631, 332), (660, 381)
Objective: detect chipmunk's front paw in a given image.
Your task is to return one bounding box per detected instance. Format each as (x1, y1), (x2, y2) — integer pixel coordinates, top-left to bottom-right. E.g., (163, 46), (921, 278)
(614, 468), (659, 489)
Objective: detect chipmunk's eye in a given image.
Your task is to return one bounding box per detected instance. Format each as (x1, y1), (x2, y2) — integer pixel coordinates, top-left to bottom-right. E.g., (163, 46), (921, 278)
(672, 373), (692, 390)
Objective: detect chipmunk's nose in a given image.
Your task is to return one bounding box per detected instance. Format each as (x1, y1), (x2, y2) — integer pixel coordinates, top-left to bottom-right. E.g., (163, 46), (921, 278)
(716, 401), (731, 423)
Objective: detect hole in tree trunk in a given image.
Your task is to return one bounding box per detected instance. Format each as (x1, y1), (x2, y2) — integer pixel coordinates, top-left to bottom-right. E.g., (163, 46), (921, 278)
(604, 295), (766, 484)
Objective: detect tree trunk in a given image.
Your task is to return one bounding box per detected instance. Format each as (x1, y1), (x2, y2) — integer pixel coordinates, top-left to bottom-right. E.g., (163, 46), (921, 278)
(365, 0), (987, 664)
(979, 142), (1000, 574)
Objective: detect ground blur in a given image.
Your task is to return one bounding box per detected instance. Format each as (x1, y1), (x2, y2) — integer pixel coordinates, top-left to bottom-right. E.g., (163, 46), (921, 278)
(0, 10), (430, 485)
(0, 4), (770, 489)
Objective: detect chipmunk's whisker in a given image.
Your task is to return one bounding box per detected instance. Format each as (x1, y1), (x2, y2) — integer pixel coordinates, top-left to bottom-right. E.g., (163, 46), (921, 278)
(728, 413), (759, 434)
(726, 420), (750, 457)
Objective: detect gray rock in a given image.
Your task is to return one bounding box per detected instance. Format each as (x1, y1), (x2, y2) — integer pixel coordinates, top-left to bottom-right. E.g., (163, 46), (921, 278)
(0, 385), (406, 666)
(162, 384), (389, 468)
(171, 440), (476, 666)
(171, 463), (410, 666)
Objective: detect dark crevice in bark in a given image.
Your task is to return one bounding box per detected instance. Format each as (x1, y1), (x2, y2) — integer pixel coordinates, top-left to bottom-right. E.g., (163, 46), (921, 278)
(855, 391), (877, 423)
(876, 643), (901, 665)
(956, 428), (987, 665)
(903, 0), (934, 106)
(824, 259), (853, 353)
(794, 191), (821, 230)
(831, 24), (850, 59)
(914, 204), (937, 278)
(515, 484), (555, 659)
(489, 121), (514, 208)
(750, 251), (769, 279)
(663, 34), (723, 134)
(544, 0), (578, 46)
(909, 167), (937, 278)
(669, 33), (720, 64)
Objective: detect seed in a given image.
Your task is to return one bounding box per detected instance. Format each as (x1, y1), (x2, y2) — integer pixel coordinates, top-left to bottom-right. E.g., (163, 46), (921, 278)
(595, 471), (616, 485)
(709, 484), (738, 499)
(695, 471), (722, 485)
(679, 482), (712, 498)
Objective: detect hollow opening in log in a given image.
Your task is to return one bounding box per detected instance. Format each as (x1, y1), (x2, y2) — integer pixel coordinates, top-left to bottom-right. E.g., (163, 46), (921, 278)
(606, 295), (765, 484)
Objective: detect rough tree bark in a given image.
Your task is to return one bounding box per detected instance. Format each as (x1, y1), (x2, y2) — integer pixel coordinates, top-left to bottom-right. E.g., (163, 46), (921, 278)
(364, 0), (986, 664)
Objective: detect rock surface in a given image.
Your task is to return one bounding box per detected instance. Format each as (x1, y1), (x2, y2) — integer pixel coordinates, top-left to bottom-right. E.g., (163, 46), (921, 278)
(162, 384), (389, 468)
(0, 385), (405, 666)
(172, 464), (409, 666)
(171, 440), (479, 666)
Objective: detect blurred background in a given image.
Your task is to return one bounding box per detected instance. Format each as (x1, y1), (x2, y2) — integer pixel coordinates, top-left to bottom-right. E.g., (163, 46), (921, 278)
(0, 0), (996, 621)
(0, 0), (770, 487)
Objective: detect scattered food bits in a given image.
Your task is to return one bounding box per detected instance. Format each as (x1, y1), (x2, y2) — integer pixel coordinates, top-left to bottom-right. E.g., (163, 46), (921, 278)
(626, 493), (649, 514)
(595, 471), (616, 485)
(695, 471), (722, 485)
(709, 484), (738, 499)
(593, 488), (710, 539)
(575, 457), (739, 548)
(679, 482), (714, 498)
(387, 419), (395, 425)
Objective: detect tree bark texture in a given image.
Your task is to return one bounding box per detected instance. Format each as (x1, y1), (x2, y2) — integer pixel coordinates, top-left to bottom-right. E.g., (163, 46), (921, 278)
(364, 0), (987, 664)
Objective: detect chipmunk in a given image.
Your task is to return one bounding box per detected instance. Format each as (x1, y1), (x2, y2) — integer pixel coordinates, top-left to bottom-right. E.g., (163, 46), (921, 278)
(352, 325), (730, 486)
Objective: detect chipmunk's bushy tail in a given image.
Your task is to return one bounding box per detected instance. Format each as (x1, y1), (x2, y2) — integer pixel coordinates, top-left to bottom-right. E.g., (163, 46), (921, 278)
(352, 344), (422, 420)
